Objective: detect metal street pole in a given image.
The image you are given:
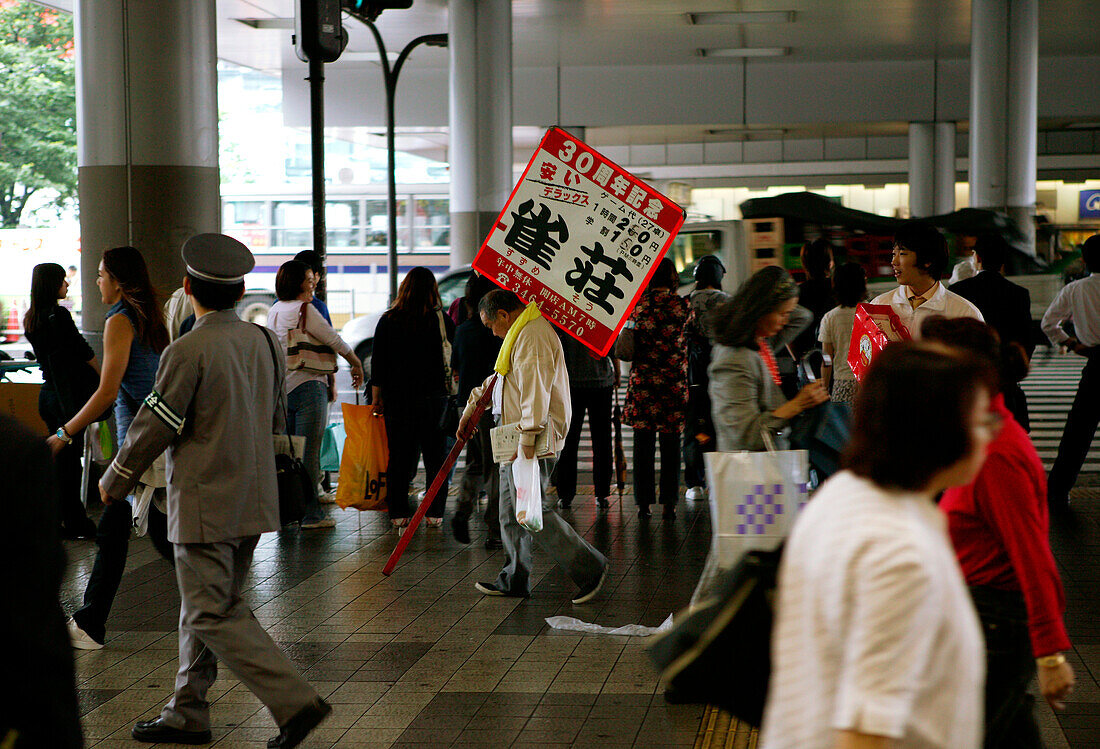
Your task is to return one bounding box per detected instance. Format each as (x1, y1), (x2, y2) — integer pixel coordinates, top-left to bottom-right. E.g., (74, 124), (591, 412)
(360, 22), (447, 303)
(307, 55), (328, 301)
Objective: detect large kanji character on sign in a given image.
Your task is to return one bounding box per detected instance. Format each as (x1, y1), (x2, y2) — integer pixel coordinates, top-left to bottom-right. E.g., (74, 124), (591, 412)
(565, 241), (634, 315)
(505, 199), (569, 270)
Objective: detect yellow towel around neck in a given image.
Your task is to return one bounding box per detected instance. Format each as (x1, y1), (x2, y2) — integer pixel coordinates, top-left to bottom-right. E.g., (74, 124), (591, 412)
(493, 301), (542, 375)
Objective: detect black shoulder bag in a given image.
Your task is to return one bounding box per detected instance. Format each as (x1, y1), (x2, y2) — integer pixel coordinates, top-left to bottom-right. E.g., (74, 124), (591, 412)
(257, 324), (309, 526)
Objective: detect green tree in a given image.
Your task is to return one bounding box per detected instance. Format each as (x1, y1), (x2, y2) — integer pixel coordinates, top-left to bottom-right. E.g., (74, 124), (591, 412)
(0, 1), (76, 228)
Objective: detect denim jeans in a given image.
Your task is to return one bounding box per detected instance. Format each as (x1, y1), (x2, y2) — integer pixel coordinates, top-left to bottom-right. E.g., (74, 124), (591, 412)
(72, 500), (172, 643)
(287, 380), (328, 524)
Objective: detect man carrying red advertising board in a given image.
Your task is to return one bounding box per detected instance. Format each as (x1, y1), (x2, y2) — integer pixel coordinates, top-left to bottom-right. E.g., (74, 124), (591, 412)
(459, 289), (609, 604)
(870, 222), (984, 336)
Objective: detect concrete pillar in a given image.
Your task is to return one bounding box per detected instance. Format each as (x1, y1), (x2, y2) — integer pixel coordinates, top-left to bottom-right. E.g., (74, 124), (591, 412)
(969, 0), (1037, 252)
(933, 122), (957, 215)
(1006, 0), (1038, 251)
(448, 0), (512, 268)
(75, 0), (221, 341)
(908, 122), (935, 218)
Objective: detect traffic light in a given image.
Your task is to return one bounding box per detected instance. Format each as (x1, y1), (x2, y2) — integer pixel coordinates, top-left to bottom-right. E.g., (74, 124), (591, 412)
(341, 0), (414, 23)
(295, 0), (348, 63)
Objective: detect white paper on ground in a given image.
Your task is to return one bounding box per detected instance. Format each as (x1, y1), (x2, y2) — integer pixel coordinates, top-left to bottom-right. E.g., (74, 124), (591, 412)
(544, 614), (673, 637)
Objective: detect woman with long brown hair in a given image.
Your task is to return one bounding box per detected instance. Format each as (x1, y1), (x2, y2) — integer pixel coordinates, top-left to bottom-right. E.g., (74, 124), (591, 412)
(370, 267), (455, 528)
(24, 262), (99, 538)
(47, 246), (171, 650)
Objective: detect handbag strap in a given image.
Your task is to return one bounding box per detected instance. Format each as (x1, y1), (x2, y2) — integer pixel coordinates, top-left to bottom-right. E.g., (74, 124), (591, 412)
(298, 301), (310, 331)
(254, 323), (298, 460)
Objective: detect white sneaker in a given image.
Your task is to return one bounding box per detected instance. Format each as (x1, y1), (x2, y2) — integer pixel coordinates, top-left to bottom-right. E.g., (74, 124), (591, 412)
(319, 490), (337, 504)
(68, 617), (104, 650)
(300, 516), (336, 529)
(685, 486), (707, 501)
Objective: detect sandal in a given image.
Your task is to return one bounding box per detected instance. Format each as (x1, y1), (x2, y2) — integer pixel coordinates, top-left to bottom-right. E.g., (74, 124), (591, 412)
(425, 517), (443, 528)
(391, 517), (409, 529)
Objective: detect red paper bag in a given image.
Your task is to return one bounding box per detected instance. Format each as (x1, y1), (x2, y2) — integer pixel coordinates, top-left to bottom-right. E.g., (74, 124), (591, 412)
(847, 303), (912, 382)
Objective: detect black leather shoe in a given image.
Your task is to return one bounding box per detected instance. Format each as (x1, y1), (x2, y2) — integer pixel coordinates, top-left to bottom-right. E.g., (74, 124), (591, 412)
(451, 513), (470, 544)
(484, 537), (503, 550)
(596, 497), (610, 510)
(132, 718), (211, 745)
(267, 699), (332, 749)
(637, 506), (651, 519)
(558, 498), (573, 510)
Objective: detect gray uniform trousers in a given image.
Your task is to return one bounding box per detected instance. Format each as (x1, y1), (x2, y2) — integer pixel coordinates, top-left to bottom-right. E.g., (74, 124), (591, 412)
(161, 536), (318, 731)
(494, 456), (607, 597)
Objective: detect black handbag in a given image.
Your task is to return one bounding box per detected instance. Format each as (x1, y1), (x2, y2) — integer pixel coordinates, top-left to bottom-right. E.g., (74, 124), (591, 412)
(257, 324), (309, 526)
(274, 450), (309, 526)
(647, 546), (783, 727)
(438, 395), (461, 435)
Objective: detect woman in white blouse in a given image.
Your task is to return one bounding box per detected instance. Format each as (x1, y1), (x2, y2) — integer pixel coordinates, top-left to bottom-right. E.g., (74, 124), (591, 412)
(761, 341), (999, 749)
(268, 260), (363, 528)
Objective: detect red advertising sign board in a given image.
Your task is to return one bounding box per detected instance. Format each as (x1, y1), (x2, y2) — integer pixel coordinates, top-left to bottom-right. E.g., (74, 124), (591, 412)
(846, 303), (912, 382)
(473, 127), (686, 356)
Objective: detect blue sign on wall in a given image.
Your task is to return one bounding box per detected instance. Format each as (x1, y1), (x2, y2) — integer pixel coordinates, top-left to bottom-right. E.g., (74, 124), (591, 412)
(1081, 189), (1100, 220)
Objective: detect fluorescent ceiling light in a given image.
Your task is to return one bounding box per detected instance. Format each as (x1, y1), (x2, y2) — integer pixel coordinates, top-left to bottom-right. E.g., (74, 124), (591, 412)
(234, 18), (294, 29)
(699, 47), (789, 58)
(687, 11), (795, 25)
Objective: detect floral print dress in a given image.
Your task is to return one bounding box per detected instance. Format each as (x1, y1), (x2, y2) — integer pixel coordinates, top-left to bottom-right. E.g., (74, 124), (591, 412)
(623, 288), (689, 433)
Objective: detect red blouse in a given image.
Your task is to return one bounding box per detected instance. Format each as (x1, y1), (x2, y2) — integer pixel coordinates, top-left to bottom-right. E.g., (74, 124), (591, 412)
(940, 394), (1071, 657)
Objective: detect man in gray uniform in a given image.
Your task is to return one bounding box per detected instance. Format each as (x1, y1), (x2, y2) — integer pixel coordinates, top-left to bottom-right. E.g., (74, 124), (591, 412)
(100, 234), (330, 748)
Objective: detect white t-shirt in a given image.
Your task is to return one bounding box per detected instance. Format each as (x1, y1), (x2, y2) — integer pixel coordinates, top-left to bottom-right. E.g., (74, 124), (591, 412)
(869, 282), (983, 339)
(760, 471), (984, 749)
(266, 300), (352, 393)
(817, 305), (858, 382)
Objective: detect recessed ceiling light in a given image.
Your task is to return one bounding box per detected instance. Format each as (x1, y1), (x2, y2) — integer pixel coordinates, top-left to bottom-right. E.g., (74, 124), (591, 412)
(687, 11), (795, 25)
(698, 47), (790, 58)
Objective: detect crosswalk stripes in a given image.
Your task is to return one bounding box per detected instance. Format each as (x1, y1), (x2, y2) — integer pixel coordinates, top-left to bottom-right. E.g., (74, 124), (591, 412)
(1020, 347), (1097, 472)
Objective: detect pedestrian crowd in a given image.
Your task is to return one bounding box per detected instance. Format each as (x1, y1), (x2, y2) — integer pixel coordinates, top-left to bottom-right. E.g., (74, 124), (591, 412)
(6, 225), (1099, 748)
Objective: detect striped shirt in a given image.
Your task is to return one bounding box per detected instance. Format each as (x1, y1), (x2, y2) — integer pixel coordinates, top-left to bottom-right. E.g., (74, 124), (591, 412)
(760, 471), (984, 749)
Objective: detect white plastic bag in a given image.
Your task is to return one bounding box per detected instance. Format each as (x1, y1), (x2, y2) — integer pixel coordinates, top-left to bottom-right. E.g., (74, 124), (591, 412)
(512, 453), (543, 533)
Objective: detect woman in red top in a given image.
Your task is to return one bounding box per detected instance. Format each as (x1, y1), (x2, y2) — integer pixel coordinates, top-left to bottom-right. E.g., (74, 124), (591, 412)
(924, 316), (1074, 748)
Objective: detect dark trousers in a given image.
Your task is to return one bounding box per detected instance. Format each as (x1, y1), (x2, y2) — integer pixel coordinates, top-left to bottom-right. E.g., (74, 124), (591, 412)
(456, 411), (500, 540)
(555, 385), (613, 501)
(1048, 355), (1100, 503)
(970, 587), (1042, 749)
(684, 384), (716, 489)
(633, 429), (681, 507)
(73, 499), (173, 643)
(39, 386), (93, 534)
(383, 396), (448, 519)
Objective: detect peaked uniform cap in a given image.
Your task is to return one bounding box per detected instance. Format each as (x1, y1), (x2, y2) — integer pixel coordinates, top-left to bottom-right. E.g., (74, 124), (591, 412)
(182, 233), (254, 284)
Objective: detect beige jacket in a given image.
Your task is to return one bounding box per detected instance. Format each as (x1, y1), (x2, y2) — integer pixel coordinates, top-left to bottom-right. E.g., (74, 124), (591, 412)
(463, 315), (572, 452)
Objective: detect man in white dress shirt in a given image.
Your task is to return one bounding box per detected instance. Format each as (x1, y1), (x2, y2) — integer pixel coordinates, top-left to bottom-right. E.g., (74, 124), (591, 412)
(870, 222), (983, 337)
(1042, 234), (1100, 511)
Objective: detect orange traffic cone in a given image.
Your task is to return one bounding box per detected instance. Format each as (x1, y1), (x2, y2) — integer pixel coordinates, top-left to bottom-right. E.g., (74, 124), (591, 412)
(5, 305), (19, 342)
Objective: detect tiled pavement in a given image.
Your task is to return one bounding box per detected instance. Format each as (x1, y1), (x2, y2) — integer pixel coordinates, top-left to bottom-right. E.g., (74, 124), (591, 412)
(60, 354), (1100, 748)
(63, 486), (712, 748)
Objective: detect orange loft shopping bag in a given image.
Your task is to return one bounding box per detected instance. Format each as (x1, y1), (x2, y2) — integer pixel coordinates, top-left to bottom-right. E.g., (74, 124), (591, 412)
(335, 401), (389, 512)
(847, 303), (912, 382)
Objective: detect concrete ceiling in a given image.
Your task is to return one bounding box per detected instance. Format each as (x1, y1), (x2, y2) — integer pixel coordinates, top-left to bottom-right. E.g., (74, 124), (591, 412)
(42, 1), (1100, 153)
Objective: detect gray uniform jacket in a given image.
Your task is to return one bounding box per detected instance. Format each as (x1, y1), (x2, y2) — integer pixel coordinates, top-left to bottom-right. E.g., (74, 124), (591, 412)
(101, 310), (285, 543)
(708, 304), (812, 452)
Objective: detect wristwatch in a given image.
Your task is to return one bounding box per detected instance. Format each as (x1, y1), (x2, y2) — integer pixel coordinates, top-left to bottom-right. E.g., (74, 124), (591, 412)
(55, 426), (73, 444)
(1037, 653), (1066, 668)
